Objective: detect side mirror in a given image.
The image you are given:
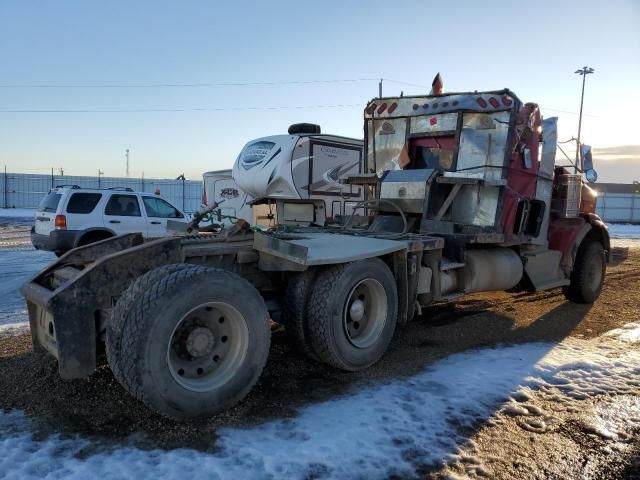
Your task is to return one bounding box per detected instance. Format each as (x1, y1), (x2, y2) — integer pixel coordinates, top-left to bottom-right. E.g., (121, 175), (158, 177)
(581, 144), (597, 183)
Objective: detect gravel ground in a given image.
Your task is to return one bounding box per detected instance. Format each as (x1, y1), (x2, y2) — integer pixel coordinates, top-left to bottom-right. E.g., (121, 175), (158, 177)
(0, 222), (638, 478)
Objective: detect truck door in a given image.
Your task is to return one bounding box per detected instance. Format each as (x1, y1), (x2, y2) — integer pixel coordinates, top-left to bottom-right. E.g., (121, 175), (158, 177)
(103, 194), (148, 236)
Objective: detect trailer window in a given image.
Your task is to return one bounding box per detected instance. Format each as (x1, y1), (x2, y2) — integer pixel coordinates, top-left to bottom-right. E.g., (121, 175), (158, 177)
(38, 193), (62, 213)
(66, 193), (102, 214)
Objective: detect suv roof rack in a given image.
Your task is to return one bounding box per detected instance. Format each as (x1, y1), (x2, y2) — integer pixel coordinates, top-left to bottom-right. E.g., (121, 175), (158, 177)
(106, 187), (134, 192)
(55, 184), (81, 189)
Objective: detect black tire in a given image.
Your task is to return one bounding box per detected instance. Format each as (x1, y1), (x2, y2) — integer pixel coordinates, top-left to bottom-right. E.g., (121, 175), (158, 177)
(106, 263), (192, 387)
(563, 239), (606, 304)
(307, 258), (398, 371)
(116, 264), (271, 419)
(281, 270), (319, 361)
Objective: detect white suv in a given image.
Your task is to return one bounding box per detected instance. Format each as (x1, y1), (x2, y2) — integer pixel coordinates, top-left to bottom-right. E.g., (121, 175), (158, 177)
(31, 186), (190, 255)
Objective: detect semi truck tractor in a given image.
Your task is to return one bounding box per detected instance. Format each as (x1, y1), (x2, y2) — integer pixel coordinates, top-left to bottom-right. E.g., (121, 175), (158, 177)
(21, 84), (608, 419)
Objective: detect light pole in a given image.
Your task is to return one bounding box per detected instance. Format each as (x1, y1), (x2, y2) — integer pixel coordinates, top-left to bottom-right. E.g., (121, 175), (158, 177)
(574, 66), (594, 170)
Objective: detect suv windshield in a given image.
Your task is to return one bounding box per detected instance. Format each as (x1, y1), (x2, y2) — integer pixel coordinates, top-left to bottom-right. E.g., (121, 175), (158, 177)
(38, 192), (62, 213)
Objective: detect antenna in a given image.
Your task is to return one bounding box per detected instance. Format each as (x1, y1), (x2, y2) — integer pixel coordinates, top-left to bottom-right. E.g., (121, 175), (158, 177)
(125, 149), (130, 177)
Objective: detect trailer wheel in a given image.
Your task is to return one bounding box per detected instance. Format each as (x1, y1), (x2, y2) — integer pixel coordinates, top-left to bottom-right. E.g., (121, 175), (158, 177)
(563, 239), (606, 304)
(307, 258), (397, 371)
(106, 263), (192, 388)
(281, 270), (319, 361)
(116, 265), (270, 419)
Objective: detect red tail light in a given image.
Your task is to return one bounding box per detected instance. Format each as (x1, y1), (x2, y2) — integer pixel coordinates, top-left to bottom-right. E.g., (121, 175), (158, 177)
(476, 97), (488, 108)
(55, 215), (67, 229)
(366, 103), (377, 115)
(489, 97), (500, 108)
(387, 102), (398, 114)
(502, 96), (513, 106)
(377, 102), (388, 114)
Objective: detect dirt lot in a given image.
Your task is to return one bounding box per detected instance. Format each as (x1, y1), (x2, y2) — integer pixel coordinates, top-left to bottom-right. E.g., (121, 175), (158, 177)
(0, 235), (638, 478)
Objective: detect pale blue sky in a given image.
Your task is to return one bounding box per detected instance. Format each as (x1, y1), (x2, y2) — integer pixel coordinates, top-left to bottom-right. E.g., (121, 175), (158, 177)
(0, 0), (638, 180)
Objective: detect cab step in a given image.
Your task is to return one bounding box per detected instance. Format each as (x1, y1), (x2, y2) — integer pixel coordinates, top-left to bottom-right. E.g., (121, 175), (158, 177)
(440, 259), (466, 271)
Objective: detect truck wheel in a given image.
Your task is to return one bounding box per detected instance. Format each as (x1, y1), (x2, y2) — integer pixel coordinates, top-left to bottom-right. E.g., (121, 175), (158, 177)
(117, 265), (271, 419)
(106, 263), (192, 388)
(563, 239), (606, 304)
(282, 270), (319, 361)
(307, 258), (397, 371)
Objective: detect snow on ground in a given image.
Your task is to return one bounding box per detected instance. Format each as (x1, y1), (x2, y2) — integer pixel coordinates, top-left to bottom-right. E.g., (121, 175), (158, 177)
(0, 325), (638, 480)
(607, 223), (640, 239)
(605, 322), (640, 343)
(0, 208), (36, 219)
(0, 249), (54, 328)
(0, 215), (54, 329)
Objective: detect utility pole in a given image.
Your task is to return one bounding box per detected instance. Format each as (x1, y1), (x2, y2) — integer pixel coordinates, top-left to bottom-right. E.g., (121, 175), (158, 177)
(98, 169), (104, 188)
(177, 173), (186, 210)
(378, 78), (383, 98)
(574, 66), (594, 172)
(125, 149), (130, 177)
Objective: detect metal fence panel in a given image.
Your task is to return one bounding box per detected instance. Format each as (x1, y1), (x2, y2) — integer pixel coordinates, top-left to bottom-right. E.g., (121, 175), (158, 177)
(596, 193), (639, 223)
(1, 171), (203, 213)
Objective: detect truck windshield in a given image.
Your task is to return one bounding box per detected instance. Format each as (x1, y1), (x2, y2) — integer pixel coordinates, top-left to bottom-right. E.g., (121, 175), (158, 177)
(408, 137), (455, 171)
(38, 192), (62, 213)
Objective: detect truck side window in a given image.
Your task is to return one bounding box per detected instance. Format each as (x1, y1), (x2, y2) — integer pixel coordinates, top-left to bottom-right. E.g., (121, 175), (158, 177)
(143, 197), (182, 218)
(105, 195), (141, 217)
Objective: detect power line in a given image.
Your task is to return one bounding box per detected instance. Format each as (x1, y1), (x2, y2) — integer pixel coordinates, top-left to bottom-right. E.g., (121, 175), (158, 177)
(0, 78), (378, 89)
(0, 103), (365, 113)
(384, 78), (431, 89)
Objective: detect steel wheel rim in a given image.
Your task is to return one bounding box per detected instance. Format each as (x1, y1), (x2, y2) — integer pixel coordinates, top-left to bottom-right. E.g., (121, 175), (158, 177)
(342, 278), (387, 349)
(167, 302), (249, 392)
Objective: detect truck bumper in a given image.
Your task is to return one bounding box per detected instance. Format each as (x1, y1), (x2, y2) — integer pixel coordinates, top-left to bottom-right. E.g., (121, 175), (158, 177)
(31, 229), (79, 253)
